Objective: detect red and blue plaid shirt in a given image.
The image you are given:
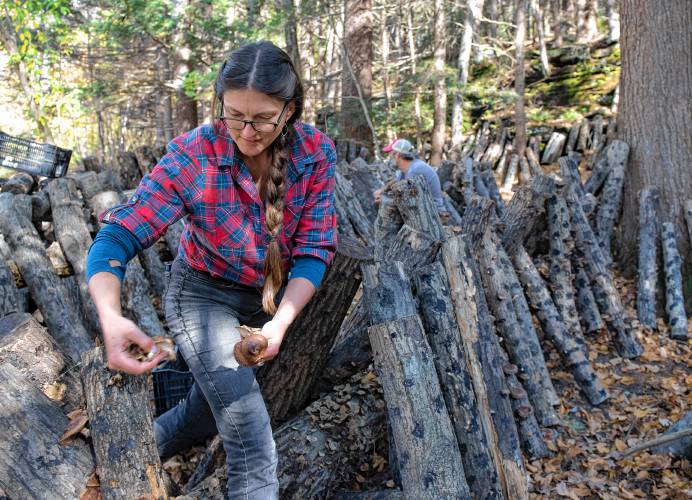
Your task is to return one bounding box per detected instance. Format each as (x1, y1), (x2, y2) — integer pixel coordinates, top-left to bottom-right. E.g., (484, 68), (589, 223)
(100, 121), (338, 288)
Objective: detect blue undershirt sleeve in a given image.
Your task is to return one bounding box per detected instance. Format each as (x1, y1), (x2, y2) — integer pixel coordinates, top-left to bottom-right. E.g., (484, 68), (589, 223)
(86, 223), (143, 283)
(288, 255), (327, 289)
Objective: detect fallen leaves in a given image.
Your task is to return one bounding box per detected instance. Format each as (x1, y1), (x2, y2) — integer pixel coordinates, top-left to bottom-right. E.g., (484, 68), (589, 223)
(59, 408), (89, 445)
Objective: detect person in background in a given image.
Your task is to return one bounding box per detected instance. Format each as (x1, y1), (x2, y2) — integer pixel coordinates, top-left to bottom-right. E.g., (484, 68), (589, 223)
(85, 41), (337, 500)
(372, 138), (448, 216)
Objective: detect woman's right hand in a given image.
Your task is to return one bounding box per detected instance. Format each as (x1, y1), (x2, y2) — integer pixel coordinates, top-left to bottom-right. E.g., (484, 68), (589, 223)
(101, 312), (168, 375)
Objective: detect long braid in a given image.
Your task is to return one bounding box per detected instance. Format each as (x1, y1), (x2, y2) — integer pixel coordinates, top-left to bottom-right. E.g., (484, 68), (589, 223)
(261, 127), (293, 314)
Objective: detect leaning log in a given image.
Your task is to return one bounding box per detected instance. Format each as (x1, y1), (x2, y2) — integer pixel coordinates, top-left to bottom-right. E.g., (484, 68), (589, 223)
(573, 261), (605, 333)
(81, 347), (168, 500)
(594, 140), (629, 263)
(577, 118), (590, 152)
(460, 195), (496, 252)
(258, 236), (371, 422)
(373, 197), (403, 261)
(0, 313), (82, 412)
(566, 122), (580, 153)
(47, 177), (101, 337)
(0, 363), (94, 499)
(441, 236), (528, 500)
(0, 193), (92, 362)
(542, 132), (566, 164)
(363, 261), (470, 499)
(583, 149), (611, 195)
(660, 222), (688, 339)
(478, 231), (558, 426)
(501, 154), (519, 192)
(390, 176), (444, 243)
(637, 187), (659, 330)
(480, 167), (505, 214)
(565, 188), (643, 358)
(413, 262), (503, 500)
(0, 259), (22, 316)
(115, 151), (142, 189)
(546, 193), (588, 354)
(384, 224), (440, 269)
(512, 248), (608, 405)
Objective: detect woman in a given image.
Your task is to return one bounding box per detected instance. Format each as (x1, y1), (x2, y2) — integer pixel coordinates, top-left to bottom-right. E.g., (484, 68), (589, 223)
(86, 41), (337, 499)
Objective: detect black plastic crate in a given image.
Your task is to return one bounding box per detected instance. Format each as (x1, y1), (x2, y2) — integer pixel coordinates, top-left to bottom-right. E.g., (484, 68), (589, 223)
(0, 131), (72, 178)
(152, 366), (194, 417)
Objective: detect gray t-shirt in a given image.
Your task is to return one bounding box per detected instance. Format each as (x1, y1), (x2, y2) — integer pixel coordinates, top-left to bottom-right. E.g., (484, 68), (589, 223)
(395, 159), (446, 212)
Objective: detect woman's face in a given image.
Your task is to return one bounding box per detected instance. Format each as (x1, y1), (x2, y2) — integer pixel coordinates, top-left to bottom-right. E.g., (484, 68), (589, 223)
(221, 88), (295, 158)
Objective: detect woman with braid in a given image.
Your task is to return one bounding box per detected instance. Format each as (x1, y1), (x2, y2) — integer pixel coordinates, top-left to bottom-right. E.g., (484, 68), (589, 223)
(85, 41), (337, 499)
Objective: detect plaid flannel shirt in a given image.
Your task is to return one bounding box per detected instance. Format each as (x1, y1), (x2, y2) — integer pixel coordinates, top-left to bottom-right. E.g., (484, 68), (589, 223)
(100, 121), (338, 288)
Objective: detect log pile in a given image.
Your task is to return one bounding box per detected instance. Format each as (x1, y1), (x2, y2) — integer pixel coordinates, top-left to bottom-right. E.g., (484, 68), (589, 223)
(0, 120), (686, 498)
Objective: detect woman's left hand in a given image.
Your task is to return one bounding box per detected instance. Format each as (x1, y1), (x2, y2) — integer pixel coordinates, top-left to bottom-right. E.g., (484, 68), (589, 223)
(260, 319), (288, 361)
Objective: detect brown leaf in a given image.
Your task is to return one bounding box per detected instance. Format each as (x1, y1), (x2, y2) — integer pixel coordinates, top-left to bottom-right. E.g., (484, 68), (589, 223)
(555, 481), (580, 500)
(59, 414), (89, 445)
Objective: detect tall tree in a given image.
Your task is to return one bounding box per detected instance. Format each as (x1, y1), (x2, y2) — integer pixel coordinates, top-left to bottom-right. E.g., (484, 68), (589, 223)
(430, 0), (447, 165)
(618, 0), (692, 291)
(173, 1), (198, 135)
(605, 0), (619, 42)
(529, 0), (550, 76)
(405, 5), (423, 149)
(513, 0), (527, 159)
(341, 0), (373, 143)
(451, 0), (486, 148)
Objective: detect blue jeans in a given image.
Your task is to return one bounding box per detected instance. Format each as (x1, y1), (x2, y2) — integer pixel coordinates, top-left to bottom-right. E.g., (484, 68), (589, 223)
(153, 257), (279, 500)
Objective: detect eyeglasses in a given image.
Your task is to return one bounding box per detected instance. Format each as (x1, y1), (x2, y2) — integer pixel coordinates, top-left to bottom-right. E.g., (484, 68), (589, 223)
(218, 101), (289, 133)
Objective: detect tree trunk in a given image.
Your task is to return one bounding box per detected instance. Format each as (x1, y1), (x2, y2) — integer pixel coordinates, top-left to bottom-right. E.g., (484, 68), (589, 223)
(430, 0), (447, 166)
(637, 187), (659, 330)
(283, 0), (303, 80)
(618, 0), (692, 297)
(451, 0), (485, 148)
(81, 347), (168, 500)
(341, 0), (373, 143)
(406, 7), (423, 149)
(605, 0), (620, 42)
(0, 363), (94, 499)
(530, 0), (551, 75)
(513, 0), (528, 159)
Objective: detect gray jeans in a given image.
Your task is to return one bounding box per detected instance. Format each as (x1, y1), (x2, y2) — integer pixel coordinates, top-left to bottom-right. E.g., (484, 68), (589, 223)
(154, 257), (279, 500)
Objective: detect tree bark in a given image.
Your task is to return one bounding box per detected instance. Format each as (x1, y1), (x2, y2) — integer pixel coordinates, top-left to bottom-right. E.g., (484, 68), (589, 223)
(413, 262), (503, 499)
(451, 0), (485, 148)
(441, 235), (529, 500)
(363, 261), (470, 499)
(0, 259), (22, 316)
(81, 347), (168, 500)
(530, 0), (550, 76)
(430, 0), (448, 165)
(0, 363), (94, 499)
(618, 0), (692, 288)
(390, 176), (444, 243)
(341, 0), (373, 143)
(513, 0), (528, 159)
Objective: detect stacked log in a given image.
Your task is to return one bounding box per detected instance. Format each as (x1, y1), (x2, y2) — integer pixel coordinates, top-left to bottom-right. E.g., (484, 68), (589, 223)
(660, 223), (688, 339)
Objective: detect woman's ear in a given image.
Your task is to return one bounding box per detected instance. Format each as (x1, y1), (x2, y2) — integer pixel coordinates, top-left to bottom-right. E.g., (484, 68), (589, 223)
(286, 102), (296, 121)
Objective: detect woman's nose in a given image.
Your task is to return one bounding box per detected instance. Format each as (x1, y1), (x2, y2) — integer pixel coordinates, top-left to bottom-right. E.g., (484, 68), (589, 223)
(240, 123), (257, 137)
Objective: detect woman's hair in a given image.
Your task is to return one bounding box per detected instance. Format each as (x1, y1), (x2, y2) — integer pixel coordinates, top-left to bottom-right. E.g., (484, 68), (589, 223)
(213, 41), (304, 314)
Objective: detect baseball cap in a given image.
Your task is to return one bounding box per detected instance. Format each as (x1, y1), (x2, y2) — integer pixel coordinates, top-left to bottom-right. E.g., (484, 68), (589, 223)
(382, 138), (414, 156)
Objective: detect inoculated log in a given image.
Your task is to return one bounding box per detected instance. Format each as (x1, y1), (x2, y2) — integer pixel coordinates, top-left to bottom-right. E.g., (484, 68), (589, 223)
(0, 172), (34, 194)
(473, 169), (491, 200)
(481, 140), (505, 167)
(0, 260), (22, 316)
(591, 115), (605, 155)
(573, 261), (604, 333)
(566, 122), (580, 153)
(390, 175), (444, 243)
(542, 132), (566, 164)
(115, 151), (142, 189)
(0, 193), (92, 362)
(436, 160), (456, 188)
(342, 157), (385, 223)
(441, 235), (528, 500)
(500, 174), (556, 256)
(384, 225), (440, 269)
(546, 194), (588, 353)
(47, 178), (101, 337)
(81, 347), (167, 500)
(373, 198), (403, 261)
(480, 167), (505, 214)
(495, 143), (512, 181)
(525, 147), (542, 176)
(583, 149), (611, 195)
(518, 156), (531, 185)
(413, 262), (503, 500)
(565, 188), (643, 358)
(0, 363), (94, 499)
(495, 242), (560, 408)
(472, 122), (491, 161)
(650, 411), (692, 458)
(577, 118), (590, 152)
(134, 145), (159, 175)
(595, 140), (628, 263)
(258, 236), (371, 422)
(661, 223), (688, 339)
(0, 313), (82, 411)
(363, 261), (470, 499)
(82, 156), (101, 172)
(478, 231), (558, 427)
(458, 157), (475, 204)
(513, 248), (608, 405)
(501, 154), (519, 191)
(335, 171), (374, 243)
(637, 187), (659, 330)
(460, 196), (496, 252)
